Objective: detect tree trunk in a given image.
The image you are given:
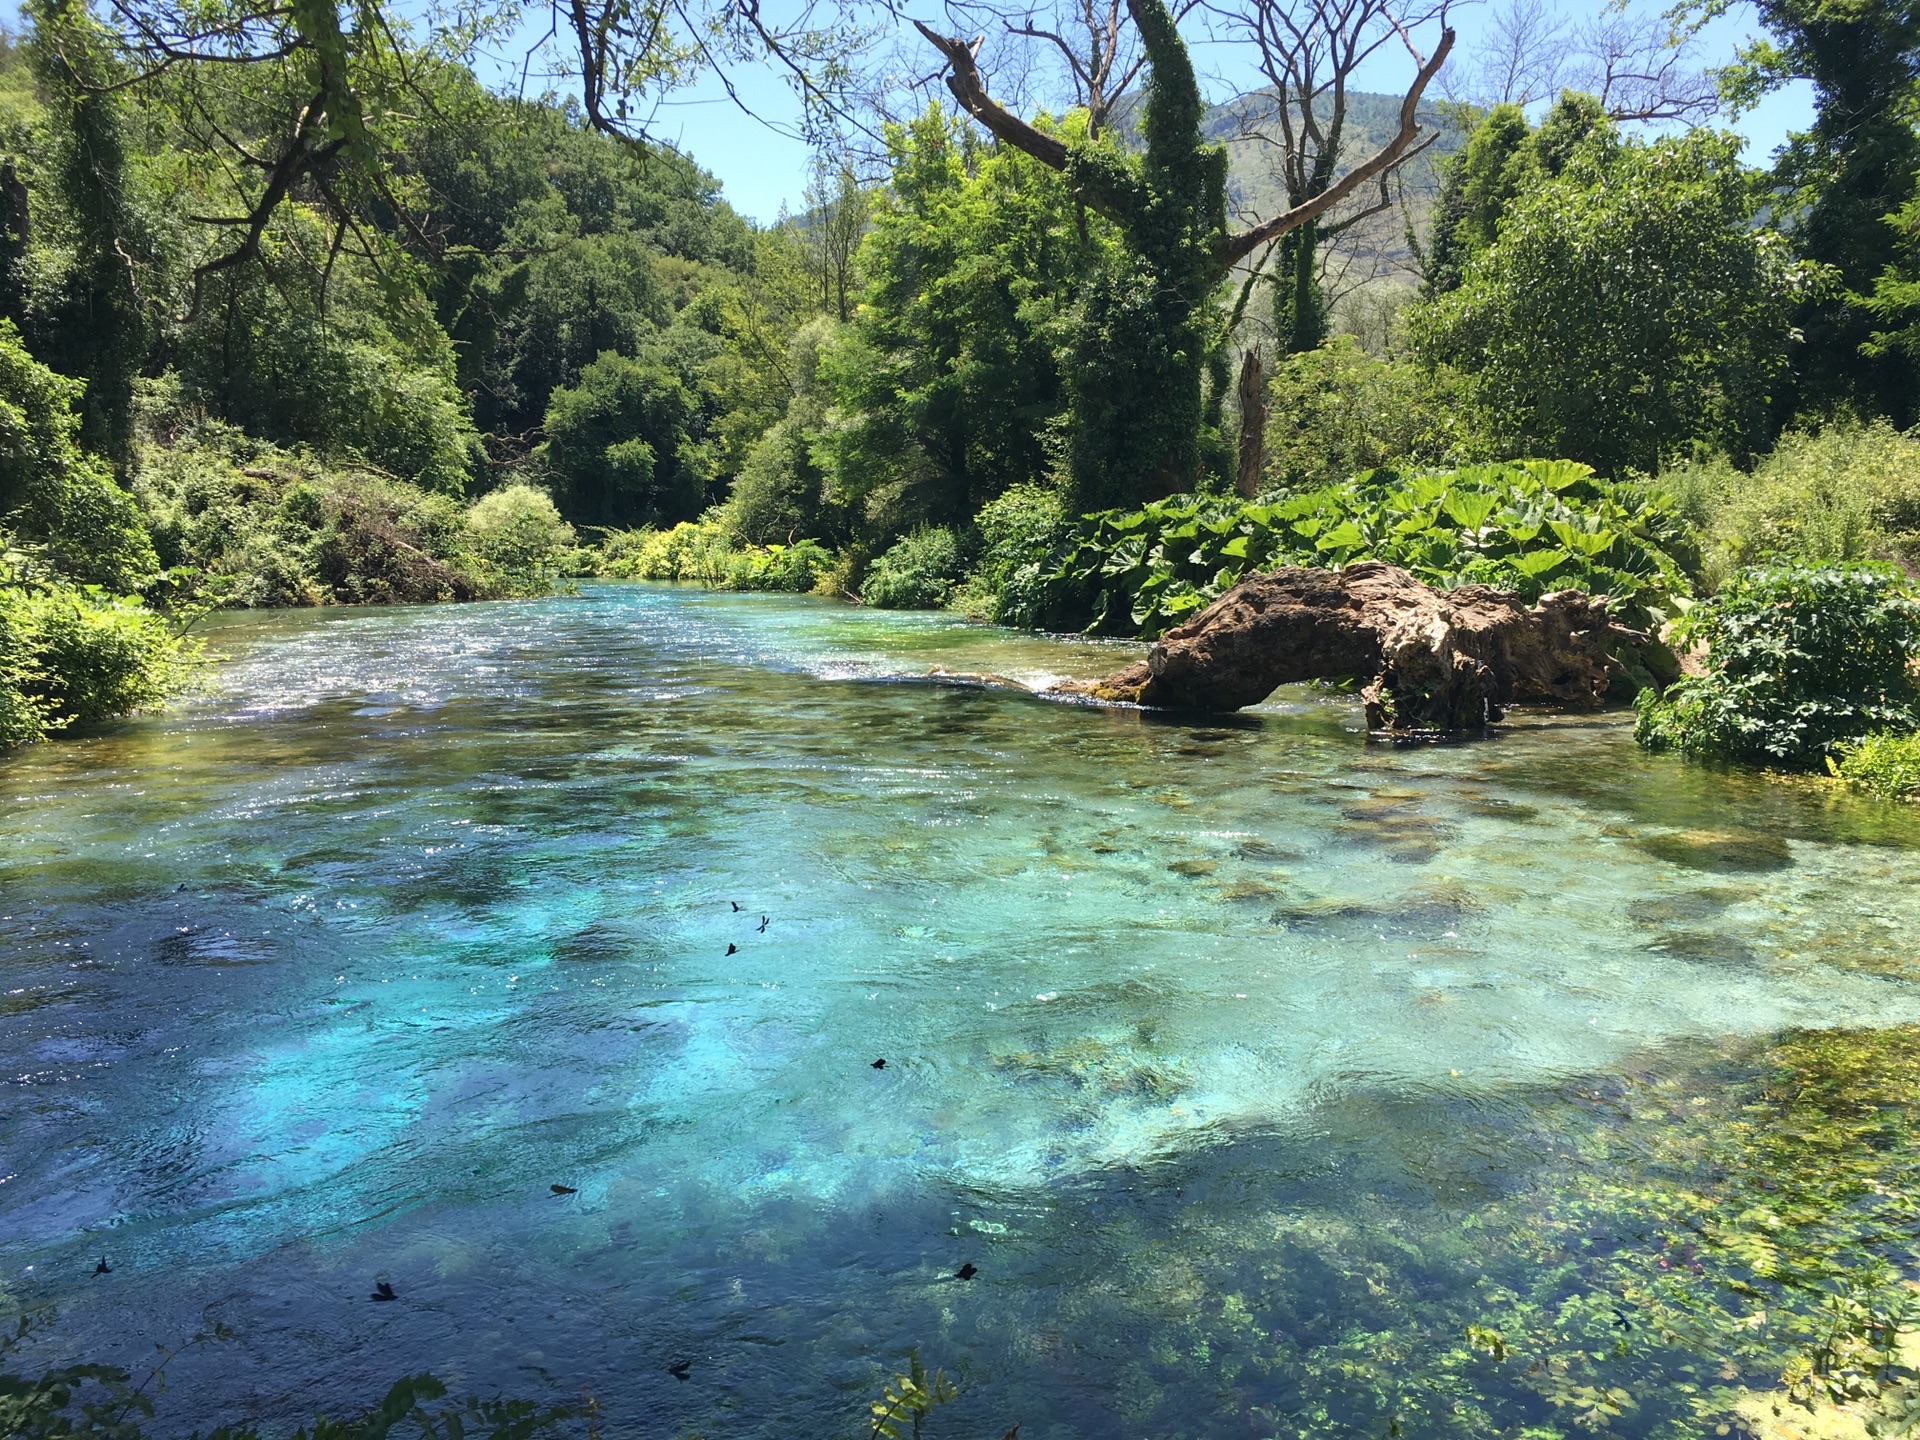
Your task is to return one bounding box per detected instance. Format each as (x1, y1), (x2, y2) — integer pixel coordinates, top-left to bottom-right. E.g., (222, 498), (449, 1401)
(1234, 350), (1266, 498)
(1064, 561), (1641, 729)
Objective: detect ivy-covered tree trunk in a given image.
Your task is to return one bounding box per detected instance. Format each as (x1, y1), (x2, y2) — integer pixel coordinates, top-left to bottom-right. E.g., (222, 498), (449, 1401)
(28, 0), (149, 473)
(1273, 220), (1328, 355)
(1061, 0), (1229, 512)
(916, 0), (1449, 514)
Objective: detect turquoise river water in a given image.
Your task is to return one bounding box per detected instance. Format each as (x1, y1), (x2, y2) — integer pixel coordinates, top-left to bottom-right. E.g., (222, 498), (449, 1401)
(5, 584), (1920, 1437)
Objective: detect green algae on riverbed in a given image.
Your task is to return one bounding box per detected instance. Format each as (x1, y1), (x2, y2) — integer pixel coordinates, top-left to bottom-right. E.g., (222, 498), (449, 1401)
(4, 584), (1920, 1438)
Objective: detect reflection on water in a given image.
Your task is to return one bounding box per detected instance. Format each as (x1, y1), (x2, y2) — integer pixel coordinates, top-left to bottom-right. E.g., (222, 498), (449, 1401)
(4, 583), (1920, 1435)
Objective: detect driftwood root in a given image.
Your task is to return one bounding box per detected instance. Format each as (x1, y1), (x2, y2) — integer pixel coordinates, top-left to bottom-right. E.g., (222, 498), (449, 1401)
(1062, 561), (1644, 729)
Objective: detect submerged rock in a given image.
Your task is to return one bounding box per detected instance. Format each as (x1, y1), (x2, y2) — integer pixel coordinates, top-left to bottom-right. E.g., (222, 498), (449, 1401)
(1060, 561), (1643, 730)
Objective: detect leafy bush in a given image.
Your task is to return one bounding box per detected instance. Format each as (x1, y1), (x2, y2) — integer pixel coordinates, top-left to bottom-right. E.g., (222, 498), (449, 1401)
(0, 318), (156, 591)
(957, 482), (1067, 623)
(1262, 337), (1492, 492)
(1018, 459), (1697, 639)
(1634, 564), (1920, 768)
(1831, 730), (1920, 799)
(1663, 421), (1920, 587)
(133, 426), (514, 606)
(728, 413), (835, 545)
(593, 515), (831, 593)
(0, 544), (196, 746)
(862, 526), (966, 609)
(463, 484), (579, 591)
(6, 587), (190, 727)
(598, 516), (737, 582)
(724, 539), (833, 593)
(541, 351), (705, 529)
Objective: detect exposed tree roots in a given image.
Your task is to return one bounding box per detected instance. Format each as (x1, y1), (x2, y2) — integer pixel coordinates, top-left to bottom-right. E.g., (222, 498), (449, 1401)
(1058, 560), (1648, 729)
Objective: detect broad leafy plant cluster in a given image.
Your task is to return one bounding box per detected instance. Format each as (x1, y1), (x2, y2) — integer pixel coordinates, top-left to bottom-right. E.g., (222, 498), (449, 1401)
(1635, 564), (1920, 768)
(1008, 460), (1697, 638)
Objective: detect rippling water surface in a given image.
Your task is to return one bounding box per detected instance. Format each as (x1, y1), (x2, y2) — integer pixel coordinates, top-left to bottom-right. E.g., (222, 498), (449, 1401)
(5, 584), (1920, 1435)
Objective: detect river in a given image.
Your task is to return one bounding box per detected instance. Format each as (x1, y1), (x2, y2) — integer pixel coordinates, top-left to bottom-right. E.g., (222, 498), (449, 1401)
(5, 584), (1920, 1437)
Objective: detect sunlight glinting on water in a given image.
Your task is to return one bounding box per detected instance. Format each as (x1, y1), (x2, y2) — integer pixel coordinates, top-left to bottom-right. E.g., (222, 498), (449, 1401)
(5, 583), (1920, 1435)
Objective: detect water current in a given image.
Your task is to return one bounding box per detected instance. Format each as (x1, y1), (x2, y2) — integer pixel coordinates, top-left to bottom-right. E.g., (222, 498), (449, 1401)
(5, 584), (1920, 1437)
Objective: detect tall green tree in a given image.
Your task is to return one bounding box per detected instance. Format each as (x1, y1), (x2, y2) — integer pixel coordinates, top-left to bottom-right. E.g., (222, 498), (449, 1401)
(26, 0), (148, 470)
(1418, 93), (1608, 300)
(816, 106), (1110, 534)
(1711, 0), (1920, 423)
(1412, 128), (1813, 474)
(915, 0), (1451, 512)
(1868, 177), (1920, 356)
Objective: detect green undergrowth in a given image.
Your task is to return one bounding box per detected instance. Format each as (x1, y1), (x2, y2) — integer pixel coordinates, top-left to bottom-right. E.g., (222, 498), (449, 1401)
(1001, 460), (1698, 639)
(134, 426), (579, 607)
(1636, 564), (1920, 769)
(1831, 731), (1920, 800)
(861, 526), (968, 609)
(594, 513), (833, 593)
(0, 542), (198, 748)
(1665, 422), (1920, 588)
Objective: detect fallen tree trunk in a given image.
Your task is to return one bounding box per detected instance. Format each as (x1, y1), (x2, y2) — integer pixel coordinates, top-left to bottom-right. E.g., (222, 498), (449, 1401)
(1059, 560), (1645, 729)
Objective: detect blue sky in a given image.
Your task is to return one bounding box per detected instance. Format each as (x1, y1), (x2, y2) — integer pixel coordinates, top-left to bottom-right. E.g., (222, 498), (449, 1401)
(2, 0), (1815, 226)
(611, 1), (1816, 224)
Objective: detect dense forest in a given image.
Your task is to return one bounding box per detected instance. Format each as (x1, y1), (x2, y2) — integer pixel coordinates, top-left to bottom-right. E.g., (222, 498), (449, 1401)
(0, 0), (1916, 781)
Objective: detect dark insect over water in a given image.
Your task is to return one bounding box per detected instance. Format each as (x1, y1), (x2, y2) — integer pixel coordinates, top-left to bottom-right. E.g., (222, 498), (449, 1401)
(93, 1257), (111, 1275)
(726, 943), (737, 955)
(871, 1058), (886, 1069)
(667, 1360), (692, 1382)
(955, 1263), (978, 1281)
(370, 1280), (398, 1302)
(551, 1184), (577, 1195)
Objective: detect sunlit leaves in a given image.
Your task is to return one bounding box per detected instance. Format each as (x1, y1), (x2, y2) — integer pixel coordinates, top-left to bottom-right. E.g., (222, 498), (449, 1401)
(1025, 457), (1698, 638)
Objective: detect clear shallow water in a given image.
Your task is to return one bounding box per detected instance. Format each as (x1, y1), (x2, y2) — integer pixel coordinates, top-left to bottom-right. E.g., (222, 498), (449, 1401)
(4, 583), (1920, 1435)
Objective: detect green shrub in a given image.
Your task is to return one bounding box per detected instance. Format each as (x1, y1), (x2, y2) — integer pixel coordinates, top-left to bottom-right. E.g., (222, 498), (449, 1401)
(722, 539), (832, 593)
(0, 318), (156, 591)
(0, 539), (197, 747)
(727, 412), (845, 547)
(862, 526), (966, 609)
(540, 352), (705, 529)
(599, 515), (737, 582)
(463, 484), (578, 591)
(0, 584), (47, 748)
(3, 585), (193, 728)
(1018, 459), (1697, 638)
(956, 483), (1066, 623)
(133, 426), (496, 606)
(1634, 564), (1920, 769)
(1262, 338), (1492, 492)
(1663, 421), (1920, 587)
(1831, 730), (1920, 799)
